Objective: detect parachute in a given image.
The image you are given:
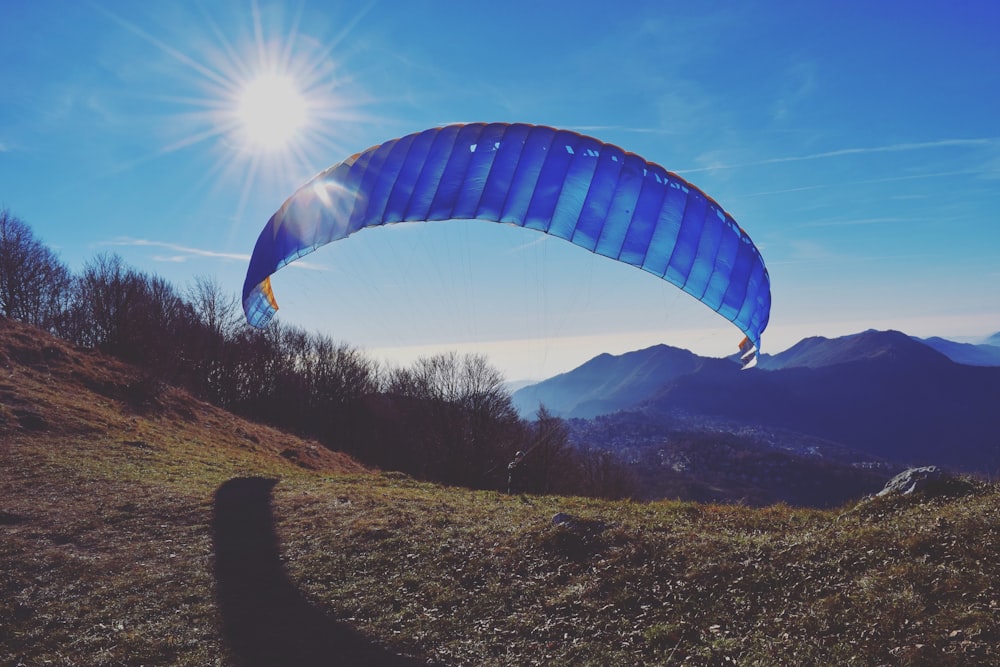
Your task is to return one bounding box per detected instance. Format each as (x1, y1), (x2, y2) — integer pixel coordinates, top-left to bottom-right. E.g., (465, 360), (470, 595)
(242, 122), (770, 362)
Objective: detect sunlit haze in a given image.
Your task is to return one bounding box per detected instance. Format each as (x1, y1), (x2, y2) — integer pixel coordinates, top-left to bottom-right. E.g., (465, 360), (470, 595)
(2, 1), (998, 381)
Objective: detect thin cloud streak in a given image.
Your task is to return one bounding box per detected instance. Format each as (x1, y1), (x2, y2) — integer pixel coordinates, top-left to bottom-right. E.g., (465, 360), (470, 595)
(106, 238), (328, 271)
(683, 138), (998, 174)
(568, 125), (679, 137)
(768, 253), (930, 267)
(741, 167), (989, 198)
(107, 238), (249, 262)
(798, 216), (914, 229)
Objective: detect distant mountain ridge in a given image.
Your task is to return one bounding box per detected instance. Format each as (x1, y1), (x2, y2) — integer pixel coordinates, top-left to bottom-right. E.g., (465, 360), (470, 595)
(512, 344), (703, 418)
(757, 329), (953, 370)
(919, 334), (1000, 366)
(512, 330), (1000, 474)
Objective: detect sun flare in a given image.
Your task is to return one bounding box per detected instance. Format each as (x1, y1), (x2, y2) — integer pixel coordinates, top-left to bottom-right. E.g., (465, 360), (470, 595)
(122, 2), (366, 217)
(236, 73), (308, 151)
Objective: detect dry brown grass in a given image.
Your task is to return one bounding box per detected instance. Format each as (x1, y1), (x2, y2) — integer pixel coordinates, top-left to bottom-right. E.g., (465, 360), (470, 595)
(2, 318), (999, 666)
(1, 319), (365, 665)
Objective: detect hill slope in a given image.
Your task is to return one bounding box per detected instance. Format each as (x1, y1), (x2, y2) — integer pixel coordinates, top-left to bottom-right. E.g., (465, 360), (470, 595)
(3, 319), (1000, 665)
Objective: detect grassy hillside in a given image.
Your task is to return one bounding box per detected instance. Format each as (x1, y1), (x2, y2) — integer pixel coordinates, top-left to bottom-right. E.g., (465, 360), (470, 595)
(2, 319), (999, 666)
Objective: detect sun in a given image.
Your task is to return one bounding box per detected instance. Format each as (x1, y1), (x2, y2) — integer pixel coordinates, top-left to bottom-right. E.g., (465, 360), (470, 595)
(116, 1), (368, 216)
(236, 72), (308, 151)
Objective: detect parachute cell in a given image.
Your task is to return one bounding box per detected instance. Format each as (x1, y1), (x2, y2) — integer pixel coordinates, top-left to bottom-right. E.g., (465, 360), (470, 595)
(242, 123), (771, 357)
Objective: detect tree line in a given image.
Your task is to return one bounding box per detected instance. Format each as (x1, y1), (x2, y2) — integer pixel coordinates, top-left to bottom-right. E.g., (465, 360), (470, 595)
(0, 208), (634, 498)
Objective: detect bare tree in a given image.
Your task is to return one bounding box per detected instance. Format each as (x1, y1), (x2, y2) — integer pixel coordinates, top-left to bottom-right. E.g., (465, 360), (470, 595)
(577, 447), (636, 500)
(0, 209), (72, 331)
(187, 275), (241, 341)
(66, 253), (190, 373)
(226, 323), (283, 411)
(66, 253), (134, 350)
(180, 275), (240, 402)
(385, 352), (519, 485)
(524, 405), (575, 494)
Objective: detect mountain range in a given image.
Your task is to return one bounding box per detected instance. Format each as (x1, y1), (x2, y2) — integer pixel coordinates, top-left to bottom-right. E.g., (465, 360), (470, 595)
(513, 330), (1000, 480)
(916, 334), (1000, 366)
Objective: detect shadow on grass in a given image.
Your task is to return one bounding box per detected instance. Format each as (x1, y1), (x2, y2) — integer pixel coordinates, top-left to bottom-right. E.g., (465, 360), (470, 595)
(212, 477), (428, 667)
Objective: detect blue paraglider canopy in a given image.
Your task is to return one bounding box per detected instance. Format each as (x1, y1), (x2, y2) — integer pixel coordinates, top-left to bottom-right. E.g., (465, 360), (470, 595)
(243, 123), (770, 361)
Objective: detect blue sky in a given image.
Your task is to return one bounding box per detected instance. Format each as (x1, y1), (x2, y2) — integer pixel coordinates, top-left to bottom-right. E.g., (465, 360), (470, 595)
(2, 0), (999, 380)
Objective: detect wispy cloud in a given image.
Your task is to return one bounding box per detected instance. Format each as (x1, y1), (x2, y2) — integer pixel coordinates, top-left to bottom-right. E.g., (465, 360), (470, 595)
(104, 238), (328, 271)
(683, 138), (999, 174)
(769, 239), (928, 266)
(772, 60), (819, 121)
(741, 167), (989, 198)
(433, 123), (679, 139)
(505, 234), (549, 254)
(106, 238), (248, 262)
(568, 125), (679, 137)
(798, 216), (915, 229)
